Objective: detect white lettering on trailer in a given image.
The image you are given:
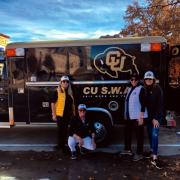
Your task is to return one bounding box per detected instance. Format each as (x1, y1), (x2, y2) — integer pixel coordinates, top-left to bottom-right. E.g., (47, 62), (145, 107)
(83, 87), (98, 94)
(83, 86), (128, 97)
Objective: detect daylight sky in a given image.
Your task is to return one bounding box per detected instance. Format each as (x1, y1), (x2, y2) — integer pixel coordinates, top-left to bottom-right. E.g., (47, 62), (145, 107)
(0, 0), (144, 42)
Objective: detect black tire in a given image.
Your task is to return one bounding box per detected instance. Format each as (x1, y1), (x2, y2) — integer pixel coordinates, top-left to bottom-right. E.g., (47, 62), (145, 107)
(93, 115), (112, 147)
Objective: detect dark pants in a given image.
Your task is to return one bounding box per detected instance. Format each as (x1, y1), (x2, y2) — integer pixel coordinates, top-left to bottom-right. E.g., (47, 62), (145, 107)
(124, 119), (144, 154)
(56, 116), (69, 149)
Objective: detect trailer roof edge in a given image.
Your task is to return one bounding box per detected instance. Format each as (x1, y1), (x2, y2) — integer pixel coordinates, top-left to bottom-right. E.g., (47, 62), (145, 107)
(6, 36), (167, 49)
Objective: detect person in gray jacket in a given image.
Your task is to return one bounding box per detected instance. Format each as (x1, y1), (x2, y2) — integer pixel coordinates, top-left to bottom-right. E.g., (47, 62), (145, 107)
(121, 73), (148, 161)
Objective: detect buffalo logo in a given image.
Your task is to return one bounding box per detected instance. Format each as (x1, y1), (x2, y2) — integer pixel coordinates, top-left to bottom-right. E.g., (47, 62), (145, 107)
(94, 47), (139, 78)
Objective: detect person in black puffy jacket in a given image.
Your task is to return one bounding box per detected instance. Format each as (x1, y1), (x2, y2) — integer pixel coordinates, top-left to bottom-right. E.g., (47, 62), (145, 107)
(144, 71), (163, 169)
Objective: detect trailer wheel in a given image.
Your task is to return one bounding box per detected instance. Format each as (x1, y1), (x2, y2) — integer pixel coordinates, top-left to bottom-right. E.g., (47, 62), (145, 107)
(93, 117), (112, 146)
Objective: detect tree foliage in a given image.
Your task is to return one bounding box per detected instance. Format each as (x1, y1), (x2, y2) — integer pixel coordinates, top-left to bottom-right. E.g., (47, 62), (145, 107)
(120, 0), (180, 45)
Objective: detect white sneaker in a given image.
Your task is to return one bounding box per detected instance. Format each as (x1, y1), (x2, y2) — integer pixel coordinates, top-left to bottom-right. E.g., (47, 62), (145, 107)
(120, 150), (133, 156)
(133, 154), (144, 161)
(151, 159), (163, 169)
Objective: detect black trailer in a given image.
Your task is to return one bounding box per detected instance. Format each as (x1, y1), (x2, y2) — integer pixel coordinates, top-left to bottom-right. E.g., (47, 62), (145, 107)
(2, 36), (180, 144)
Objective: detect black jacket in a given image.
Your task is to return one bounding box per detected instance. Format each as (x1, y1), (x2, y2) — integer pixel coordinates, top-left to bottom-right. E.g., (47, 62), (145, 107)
(146, 84), (163, 122)
(68, 116), (95, 138)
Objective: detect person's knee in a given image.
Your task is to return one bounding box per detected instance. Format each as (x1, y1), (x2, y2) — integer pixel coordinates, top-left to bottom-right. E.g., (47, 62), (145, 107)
(68, 137), (76, 148)
(152, 128), (159, 137)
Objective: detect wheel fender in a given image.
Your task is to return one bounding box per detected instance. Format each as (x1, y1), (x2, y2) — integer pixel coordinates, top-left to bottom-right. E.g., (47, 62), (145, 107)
(87, 107), (113, 127)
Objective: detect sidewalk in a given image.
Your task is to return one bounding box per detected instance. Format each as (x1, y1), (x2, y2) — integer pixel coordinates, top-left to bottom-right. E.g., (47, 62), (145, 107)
(99, 113), (180, 156)
(0, 113), (179, 156)
(98, 126), (180, 156)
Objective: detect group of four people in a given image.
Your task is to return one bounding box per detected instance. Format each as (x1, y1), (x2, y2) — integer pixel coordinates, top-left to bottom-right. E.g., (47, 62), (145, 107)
(51, 71), (163, 169)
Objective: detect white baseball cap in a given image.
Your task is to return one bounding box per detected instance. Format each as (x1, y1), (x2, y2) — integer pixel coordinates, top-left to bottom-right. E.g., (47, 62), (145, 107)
(60, 76), (69, 82)
(78, 104), (87, 110)
(144, 71), (155, 79)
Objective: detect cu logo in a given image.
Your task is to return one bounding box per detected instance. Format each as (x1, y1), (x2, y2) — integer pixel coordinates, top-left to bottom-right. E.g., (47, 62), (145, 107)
(94, 47), (139, 78)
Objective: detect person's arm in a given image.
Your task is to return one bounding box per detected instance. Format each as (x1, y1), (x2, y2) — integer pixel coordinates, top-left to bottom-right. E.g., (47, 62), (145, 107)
(51, 103), (57, 121)
(154, 86), (163, 121)
(91, 132), (95, 139)
(139, 87), (146, 114)
(70, 96), (76, 116)
(51, 91), (58, 121)
(91, 132), (96, 149)
(89, 119), (96, 135)
(89, 119), (96, 149)
(138, 87), (146, 125)
(73, 134), (83, 146)
(91, 132), (96, 142)
(152, 86), (163, 128)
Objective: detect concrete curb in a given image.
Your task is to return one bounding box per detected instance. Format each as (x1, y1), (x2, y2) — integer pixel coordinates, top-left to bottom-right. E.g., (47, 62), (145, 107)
(0, 143), (179, 156)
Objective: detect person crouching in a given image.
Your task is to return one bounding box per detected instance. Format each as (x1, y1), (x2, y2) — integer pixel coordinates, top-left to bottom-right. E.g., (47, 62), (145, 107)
(68, 104), (96, 160)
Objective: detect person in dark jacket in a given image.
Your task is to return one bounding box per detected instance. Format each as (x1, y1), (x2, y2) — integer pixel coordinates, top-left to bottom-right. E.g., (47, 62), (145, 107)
(144, 71), (163, 169)
(68, 104), (96, 160)
(51, 75), (75, 152)
(121, 73), (148, 161)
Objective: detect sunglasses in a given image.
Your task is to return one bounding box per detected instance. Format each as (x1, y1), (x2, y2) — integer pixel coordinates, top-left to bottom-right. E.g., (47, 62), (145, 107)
(61, 80), (69, 83)
(130, 78), (138, 81)
(79, 109), (86, 112)
(145, 78), (153, 80)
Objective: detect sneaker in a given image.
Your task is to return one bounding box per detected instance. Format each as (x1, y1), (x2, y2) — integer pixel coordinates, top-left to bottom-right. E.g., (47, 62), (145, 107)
(151, 159), (163, 169)
(120, 150), (133, 156)
(71, 151), (77, 160)
(143, 151), (153, 159)
(133, 154), (144, 161)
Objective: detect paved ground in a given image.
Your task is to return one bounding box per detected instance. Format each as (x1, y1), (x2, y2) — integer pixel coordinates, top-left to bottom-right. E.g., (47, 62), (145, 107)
(0, 151), (179, 180)
(0, 113), (179, 179)
(0, 118), (179, 155)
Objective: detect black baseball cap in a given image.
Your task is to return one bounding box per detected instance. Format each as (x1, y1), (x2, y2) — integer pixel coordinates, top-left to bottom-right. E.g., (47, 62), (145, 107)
(130, 73), (139, 80)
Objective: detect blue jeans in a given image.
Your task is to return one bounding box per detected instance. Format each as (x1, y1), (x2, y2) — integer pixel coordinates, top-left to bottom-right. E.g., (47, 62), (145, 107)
(147, 122), (159, 155)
